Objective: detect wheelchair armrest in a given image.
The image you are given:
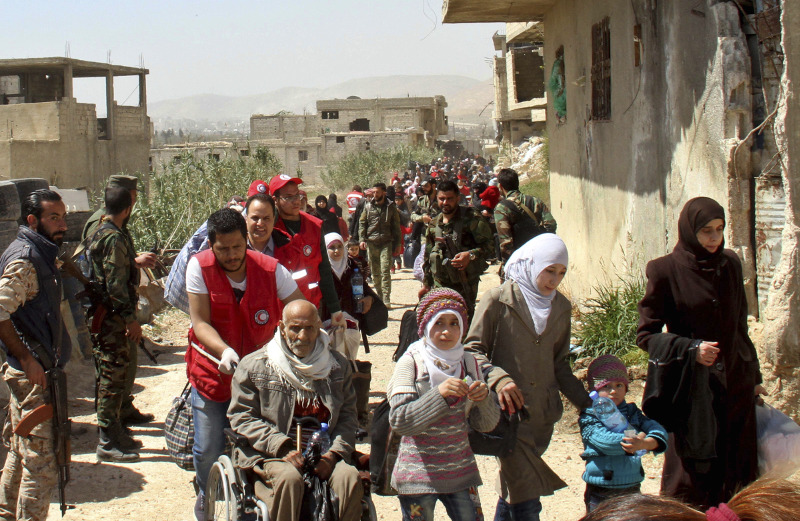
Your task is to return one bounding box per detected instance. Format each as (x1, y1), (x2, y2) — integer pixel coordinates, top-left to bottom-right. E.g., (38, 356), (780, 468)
(224, 428), (251, 448)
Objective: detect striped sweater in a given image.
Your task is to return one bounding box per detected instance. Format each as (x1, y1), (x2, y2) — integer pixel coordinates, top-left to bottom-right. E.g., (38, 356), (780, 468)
(387, 349), (501, 495)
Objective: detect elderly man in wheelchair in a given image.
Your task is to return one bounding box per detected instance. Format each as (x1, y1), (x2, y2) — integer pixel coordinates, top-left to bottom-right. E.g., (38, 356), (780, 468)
(213, 299), (364, 521)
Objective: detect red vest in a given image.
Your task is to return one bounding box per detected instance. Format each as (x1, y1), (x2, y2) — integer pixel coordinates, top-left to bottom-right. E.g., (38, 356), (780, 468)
(275, 212), (323, 306)
(345, 192), (363, 214)
(186, 249), (281, 402)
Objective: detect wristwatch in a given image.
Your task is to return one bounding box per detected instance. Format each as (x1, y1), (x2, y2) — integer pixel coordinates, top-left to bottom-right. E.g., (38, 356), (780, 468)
(469, 251), (477, 261)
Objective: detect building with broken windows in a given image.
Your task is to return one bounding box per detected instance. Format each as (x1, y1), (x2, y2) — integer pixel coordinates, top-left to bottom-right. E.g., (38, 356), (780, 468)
(492, 28), (546, 145)
(150, 96), (448, 184)
(0, 57), (151, 189)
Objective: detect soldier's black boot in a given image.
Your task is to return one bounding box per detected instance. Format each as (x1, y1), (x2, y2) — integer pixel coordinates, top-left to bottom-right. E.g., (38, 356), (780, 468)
(97, 423), (140, 462)
(121, 407), (155, 425)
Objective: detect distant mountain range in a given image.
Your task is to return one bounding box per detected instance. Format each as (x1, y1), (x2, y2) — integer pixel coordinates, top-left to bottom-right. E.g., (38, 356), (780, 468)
(148, 74), (495, 130)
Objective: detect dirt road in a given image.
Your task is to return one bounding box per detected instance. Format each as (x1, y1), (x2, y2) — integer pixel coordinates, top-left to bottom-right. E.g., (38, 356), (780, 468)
(50, 268), (661, 520)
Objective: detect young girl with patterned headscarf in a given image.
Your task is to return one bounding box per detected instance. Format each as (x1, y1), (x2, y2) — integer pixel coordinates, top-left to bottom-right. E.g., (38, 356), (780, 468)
(387, 288), (500, 521)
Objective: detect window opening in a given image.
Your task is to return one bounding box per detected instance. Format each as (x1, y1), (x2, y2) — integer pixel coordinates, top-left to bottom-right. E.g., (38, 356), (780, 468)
(591, 17), (612, 120)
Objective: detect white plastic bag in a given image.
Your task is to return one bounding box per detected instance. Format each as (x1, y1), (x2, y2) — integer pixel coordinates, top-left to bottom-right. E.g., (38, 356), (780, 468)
(756, 402), (800, 475)
(323, 312), (361, 360)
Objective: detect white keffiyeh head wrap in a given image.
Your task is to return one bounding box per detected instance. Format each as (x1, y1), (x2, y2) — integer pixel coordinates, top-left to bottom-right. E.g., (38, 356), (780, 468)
(266, 328), (334, 407)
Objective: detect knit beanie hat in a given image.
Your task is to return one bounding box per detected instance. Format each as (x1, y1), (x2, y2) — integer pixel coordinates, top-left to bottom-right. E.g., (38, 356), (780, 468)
(416, 288), (469, 338)
(587, 354), (629, 391)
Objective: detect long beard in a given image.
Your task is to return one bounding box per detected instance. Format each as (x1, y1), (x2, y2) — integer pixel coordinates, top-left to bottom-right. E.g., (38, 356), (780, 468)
(36, 224), (63, 246)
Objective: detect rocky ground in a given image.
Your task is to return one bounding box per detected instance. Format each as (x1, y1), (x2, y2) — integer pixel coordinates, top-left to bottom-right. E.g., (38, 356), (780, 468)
(49, 268), (664, 520)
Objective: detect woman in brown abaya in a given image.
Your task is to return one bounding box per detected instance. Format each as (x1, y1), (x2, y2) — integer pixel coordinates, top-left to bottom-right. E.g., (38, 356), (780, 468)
(636, 197), (765, 509)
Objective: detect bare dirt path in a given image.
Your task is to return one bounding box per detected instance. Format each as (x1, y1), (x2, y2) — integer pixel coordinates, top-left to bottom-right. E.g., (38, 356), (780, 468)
(50, 268), (660, 520)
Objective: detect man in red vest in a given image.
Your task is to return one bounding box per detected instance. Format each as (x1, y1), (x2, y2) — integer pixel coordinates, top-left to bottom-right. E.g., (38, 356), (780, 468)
(345, 185), (363, 216)
(185, 208), (303, 520)
(269, 175), (345, 329)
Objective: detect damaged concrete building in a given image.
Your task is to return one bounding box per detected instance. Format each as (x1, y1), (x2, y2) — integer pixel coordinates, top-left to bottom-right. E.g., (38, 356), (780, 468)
(444, 0), (800, 414)
(0, 57), (151, 189)
(151, 96), (448, 184)
(492, 28), (547, 145)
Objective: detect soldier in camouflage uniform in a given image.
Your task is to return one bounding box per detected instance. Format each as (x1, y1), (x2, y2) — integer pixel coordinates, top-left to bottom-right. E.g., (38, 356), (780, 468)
(494, 168), (557, 267)
(82, 175), (155, 429)
(0, 190), (69, 520)
(87, 186), (142, 461)
(421, 180), (494, 316)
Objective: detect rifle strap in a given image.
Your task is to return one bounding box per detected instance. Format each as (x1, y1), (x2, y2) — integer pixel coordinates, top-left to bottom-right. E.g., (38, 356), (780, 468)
(27, 339), (56, 372)
(500, 196), (538, 223)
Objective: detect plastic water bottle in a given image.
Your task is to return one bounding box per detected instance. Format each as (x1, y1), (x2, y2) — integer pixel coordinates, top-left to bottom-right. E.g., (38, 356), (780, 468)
(304, 423), (332, 458)
(589, 391), (646, 457)
(351, 269), (364, 313)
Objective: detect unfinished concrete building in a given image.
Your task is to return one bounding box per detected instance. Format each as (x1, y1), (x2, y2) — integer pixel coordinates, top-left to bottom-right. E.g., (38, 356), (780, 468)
(492, 28), (547, 145)
(0, 57), (151, 189)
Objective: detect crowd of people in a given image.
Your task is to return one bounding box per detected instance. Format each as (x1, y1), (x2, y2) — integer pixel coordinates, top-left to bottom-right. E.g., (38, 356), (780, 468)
(0, 152), (794, 521)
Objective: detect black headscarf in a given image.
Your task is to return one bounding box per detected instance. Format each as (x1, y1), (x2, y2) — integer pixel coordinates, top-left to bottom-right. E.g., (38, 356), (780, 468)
(328, 193), (343, 218)
(674, 197), (726, 270)
(315, 195), (328, 209)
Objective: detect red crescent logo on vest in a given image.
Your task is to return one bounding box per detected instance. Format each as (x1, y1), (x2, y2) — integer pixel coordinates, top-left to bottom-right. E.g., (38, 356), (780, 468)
(303, 245), (312, 257)
(254, 310), (270, 325)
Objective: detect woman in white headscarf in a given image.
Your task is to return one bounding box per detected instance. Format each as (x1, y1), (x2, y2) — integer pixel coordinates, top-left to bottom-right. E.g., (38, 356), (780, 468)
(464, 233), (592, 521)
(322, 232), (379, 425)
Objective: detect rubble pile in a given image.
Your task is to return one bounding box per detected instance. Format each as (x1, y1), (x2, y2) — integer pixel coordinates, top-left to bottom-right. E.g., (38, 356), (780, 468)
(509, 136), (548, 182)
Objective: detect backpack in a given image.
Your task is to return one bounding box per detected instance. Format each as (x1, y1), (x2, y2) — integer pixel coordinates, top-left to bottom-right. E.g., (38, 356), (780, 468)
(499, 195), (547, 249)
(393, 309), (419, 362)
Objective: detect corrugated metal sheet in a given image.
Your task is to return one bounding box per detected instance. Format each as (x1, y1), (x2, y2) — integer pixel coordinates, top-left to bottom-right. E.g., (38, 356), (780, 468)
(755, 175), (786, 313)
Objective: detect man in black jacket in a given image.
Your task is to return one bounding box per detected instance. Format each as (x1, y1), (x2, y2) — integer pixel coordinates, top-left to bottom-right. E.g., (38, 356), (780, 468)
(0, 189), (70, 520)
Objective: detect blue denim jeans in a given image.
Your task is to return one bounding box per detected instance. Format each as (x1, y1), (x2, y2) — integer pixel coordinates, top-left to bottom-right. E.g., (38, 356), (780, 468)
(584, 484), (641, 513)
(191, 386), (230, 493)
(493, 496), (542, 521)
(399, 489), (477, 521)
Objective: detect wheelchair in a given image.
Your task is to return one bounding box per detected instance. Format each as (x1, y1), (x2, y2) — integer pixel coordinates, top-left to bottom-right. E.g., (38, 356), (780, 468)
(205, 423), (377, 521)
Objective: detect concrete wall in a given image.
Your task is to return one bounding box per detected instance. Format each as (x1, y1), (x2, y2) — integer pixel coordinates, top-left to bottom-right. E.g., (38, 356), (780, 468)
(317, 96), (447, 136)
(321, 132), (415, 163)
(0, 98), (150, 189)
(544, 0), (755, 301)
(250, 114), (316, 142)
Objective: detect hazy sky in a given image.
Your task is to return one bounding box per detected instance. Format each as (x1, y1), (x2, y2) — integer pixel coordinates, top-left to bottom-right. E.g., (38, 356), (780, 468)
(2, 1), (503, 103)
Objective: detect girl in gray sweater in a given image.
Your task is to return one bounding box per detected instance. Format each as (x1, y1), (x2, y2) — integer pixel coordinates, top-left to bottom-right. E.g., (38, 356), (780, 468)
(387, 288), (500, 521)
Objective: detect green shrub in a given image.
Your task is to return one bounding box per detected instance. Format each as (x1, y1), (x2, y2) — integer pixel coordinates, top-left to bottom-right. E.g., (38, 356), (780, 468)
(130, 147), (283, 251)
(322, 145), (443, 191)
(575, 276), (647, 366)
(519, 177), (551, 206)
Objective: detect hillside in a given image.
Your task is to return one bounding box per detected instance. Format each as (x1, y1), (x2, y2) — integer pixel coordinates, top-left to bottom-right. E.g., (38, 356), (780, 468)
(148, 74), (494, 130)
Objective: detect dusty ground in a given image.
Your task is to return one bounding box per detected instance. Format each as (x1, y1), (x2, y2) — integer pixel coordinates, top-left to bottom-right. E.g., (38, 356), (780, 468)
(48, 268), (661, 520)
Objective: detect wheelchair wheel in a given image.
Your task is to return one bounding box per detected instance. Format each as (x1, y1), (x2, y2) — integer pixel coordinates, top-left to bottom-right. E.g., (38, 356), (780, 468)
(205, 456), (239, 521)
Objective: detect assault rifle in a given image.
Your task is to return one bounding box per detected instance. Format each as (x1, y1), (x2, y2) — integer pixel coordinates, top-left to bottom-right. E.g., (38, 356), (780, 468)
(12, 367), (72, 514)
(438, 233), (475, 314)
(59, 254), (160, 364)
(48, 367), (71, 516)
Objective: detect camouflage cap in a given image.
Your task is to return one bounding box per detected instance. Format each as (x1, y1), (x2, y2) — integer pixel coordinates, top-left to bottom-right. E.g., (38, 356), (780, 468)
(107, 175), (139, 192)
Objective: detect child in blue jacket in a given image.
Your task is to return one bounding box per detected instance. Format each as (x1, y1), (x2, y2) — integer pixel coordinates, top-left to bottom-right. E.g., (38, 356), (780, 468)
(580, 354), (668, 512)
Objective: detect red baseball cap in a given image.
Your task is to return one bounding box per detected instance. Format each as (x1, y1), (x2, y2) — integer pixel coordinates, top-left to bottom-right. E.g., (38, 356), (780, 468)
(248, 179), (269, 197)
(269, 174), (303, 195)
